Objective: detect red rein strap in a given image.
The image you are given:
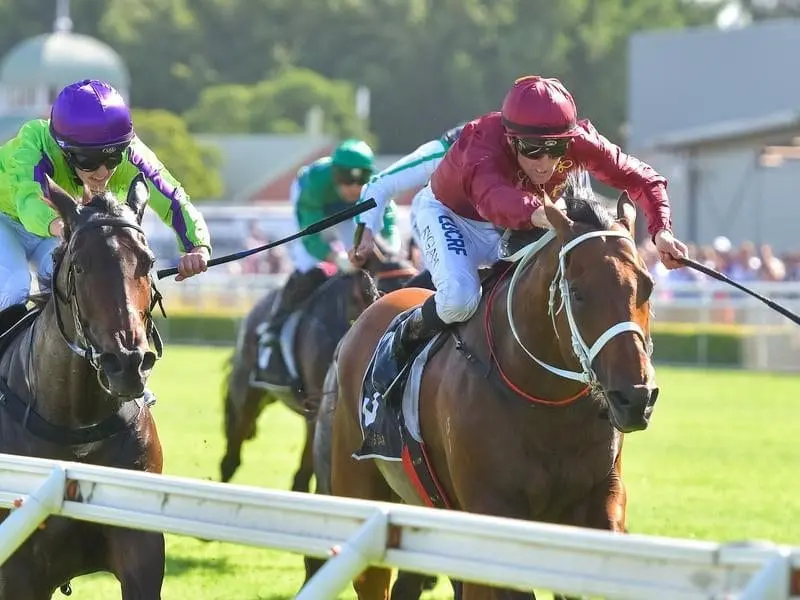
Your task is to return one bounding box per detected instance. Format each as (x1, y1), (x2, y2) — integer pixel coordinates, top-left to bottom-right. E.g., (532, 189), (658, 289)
(484, 263), (589, 406)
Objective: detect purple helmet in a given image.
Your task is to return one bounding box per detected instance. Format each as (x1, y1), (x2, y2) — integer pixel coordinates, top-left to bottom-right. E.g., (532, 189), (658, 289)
(50, 79), (134, 149)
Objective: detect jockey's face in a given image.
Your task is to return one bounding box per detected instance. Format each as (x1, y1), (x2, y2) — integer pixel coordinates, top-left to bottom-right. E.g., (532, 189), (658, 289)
(63, 144), (127, 199)
(509, 136), (570, 185)
(333, 167), (371, 203)
(75, 163), (116, 198)
(516, 152), (561, 186)
(336, 181), (364, 203)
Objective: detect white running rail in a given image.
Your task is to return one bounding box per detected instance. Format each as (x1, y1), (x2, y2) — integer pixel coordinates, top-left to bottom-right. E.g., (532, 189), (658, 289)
(0, 453), (796, 599)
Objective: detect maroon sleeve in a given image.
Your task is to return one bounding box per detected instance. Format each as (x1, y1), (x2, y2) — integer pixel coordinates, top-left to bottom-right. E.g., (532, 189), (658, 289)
(573, 120), (672, 236)
(466, 158), (540, 230)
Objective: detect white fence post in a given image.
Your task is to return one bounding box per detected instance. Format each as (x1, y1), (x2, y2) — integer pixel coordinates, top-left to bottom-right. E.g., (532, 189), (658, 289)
(0, 464), (65, 565)
(740, 548), (792, 600)
(296, 508), (389, 600)
(0, 455), (797, 598)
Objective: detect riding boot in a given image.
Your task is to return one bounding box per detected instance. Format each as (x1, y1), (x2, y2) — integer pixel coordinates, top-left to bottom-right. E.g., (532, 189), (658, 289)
(263, 267), (329, 344)
(391, 296), (446, 365)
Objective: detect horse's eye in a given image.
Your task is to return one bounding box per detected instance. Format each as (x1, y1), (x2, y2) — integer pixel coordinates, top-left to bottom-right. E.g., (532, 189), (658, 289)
(570, 287), (584, 303)
(73, 264), (84, 275)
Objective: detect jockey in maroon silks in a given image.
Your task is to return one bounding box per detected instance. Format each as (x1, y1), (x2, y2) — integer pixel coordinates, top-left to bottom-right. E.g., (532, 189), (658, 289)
(391, 74), (687, 363)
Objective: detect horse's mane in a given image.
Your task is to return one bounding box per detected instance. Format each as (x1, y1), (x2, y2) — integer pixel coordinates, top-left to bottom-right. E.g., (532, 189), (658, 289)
(83, 191), (131, 218)
(355, 270), (380, 303)
(561, 170), (615, 231)
(563, 197), (615, 231)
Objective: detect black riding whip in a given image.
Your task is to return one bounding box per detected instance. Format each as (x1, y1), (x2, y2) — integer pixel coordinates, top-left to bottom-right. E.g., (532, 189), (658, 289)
(678, 256), (800, 326)
(156, 199), (377, 280)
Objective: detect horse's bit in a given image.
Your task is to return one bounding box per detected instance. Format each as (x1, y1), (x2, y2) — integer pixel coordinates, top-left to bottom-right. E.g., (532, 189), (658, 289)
(506, 228), (652, 386)
(51, 217), (166, 394)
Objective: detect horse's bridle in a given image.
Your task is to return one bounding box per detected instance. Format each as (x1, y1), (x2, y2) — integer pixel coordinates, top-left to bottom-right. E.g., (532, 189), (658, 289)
(506, 228), (652, 386)
(51, 217), (166, 394)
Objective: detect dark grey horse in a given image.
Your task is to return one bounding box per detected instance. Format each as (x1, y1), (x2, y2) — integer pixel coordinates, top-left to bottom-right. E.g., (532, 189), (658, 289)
(0, 175), (165, 599)
(219, 245), (418, 491)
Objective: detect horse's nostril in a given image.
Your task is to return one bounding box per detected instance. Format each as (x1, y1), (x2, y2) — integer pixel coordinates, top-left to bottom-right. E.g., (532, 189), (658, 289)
(606, 390), (631, 407)
(141, 351), (156, 372)
(99, 352), (122, 375)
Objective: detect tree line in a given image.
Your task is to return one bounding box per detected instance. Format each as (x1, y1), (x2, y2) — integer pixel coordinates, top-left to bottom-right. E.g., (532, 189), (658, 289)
(9, 0), (793, 197)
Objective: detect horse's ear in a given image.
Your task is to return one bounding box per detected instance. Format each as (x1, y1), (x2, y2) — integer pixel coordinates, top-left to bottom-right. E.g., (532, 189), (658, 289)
(542, 192), (572, 237)
(44, 174), (78, 226)
(616, 190), (636, 234)
(126, 173), (149, 223)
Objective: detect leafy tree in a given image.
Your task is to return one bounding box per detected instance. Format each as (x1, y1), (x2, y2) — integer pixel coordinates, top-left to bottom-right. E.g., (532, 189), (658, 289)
(184, 67), (371, 142)
(0, 0), (721, 151)
(183, 85), (254, 134)
(132, 109), (223, 200)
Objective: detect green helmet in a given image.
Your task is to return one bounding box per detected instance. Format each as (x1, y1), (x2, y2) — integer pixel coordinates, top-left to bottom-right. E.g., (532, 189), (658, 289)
(331, 138), (375, 172)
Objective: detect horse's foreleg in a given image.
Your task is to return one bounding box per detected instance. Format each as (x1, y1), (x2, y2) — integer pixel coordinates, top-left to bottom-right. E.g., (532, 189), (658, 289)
(552, 465), (626, 600)
(453, 497), (534, 599)
(106, 529), (165, 600)
(220, 385), (267, 483)
(354, 567), (392, 600)
(291, 416), (316, 492)
(390, 571), (438, 599)
(570, 459), (627, 534)
(0, 560), (50, 600)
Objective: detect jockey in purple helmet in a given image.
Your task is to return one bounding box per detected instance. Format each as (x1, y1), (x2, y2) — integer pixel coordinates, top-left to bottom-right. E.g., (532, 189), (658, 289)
(0, 79), (212, 405)
(0, 79), (211, 312)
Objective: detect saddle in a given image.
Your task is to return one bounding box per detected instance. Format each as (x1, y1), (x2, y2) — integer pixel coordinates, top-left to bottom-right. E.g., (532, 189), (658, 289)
(252, 275), (346, 392)
(253, 308), (303, 392)
(354, 261), (510, 451)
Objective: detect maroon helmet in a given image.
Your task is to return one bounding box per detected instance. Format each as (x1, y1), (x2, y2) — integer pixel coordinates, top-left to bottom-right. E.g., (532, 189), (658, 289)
(501, 75), (578, 139)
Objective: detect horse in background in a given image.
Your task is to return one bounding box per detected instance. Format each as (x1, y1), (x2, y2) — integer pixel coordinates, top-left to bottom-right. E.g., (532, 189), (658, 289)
(219, 239), (417, 491)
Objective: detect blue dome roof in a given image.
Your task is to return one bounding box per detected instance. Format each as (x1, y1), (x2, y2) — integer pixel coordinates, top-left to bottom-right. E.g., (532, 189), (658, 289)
(0, 32), (129, 90)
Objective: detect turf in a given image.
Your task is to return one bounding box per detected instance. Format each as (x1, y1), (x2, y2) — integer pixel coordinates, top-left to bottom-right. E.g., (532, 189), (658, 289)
(39, 346), (800, 599)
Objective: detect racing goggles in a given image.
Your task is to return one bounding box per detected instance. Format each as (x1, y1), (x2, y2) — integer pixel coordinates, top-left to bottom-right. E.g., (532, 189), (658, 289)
(333, 167), (372, 186)
(514, 137), (571, 159)
(64, 143), (129, 172)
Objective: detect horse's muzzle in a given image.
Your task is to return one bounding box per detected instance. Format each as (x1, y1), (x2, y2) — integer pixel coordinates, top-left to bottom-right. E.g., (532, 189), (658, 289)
(99, 348), (157, 397)
(605, 385), (659, 433)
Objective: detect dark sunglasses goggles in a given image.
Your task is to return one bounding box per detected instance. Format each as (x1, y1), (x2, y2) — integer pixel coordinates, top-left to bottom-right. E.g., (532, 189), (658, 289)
(514, 137), (571, 159)
(63, 144), (129, 171)
(333, 167), (372, 186)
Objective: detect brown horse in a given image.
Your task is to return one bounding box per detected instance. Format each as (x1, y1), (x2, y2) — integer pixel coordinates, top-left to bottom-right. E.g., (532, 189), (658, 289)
(219, 244), (417, 491)
(321, 192), (656, 599)
(0, 175), (165, 599)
